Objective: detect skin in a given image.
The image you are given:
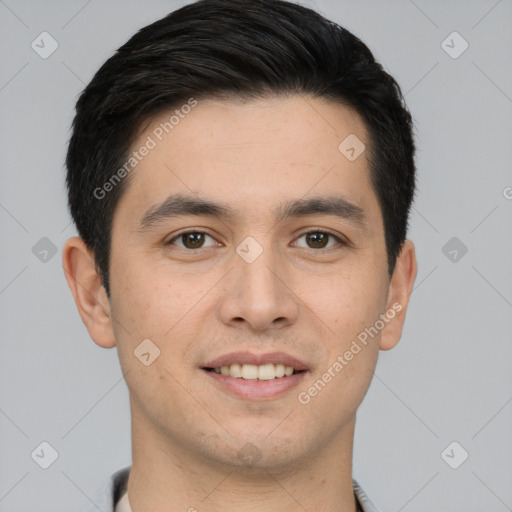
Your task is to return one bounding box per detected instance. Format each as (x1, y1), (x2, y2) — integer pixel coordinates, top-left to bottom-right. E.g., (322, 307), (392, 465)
(63, 94), (417, 512)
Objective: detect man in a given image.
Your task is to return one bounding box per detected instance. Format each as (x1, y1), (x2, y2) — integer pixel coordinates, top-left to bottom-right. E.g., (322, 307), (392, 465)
(62, 0), (417, 510)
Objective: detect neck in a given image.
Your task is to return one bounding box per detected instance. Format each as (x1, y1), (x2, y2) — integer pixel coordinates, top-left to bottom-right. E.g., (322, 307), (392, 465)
(127, 399), (359, 512)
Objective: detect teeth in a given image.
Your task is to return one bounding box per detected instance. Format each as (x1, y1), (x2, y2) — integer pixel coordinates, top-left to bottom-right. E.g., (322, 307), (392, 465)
(257, 363), (275, 381)
(275, 364), (285, 378)
(242, 364), (259, 380)
(213, 363), (297, 380)
(229, 363), (242, 378)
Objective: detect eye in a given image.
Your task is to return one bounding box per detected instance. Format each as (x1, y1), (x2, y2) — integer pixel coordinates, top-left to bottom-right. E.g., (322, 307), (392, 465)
(167, 231), (218, 250)
(293, 230), (345, 250)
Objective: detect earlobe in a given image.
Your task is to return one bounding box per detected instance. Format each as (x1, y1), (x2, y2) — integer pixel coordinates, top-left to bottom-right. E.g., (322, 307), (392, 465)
(62, 236), (117, 348)
(379, 239), (417, 351)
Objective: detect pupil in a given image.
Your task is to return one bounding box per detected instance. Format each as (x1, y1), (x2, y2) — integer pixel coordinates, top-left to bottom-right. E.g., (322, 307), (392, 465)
(184, 233), (204, 248)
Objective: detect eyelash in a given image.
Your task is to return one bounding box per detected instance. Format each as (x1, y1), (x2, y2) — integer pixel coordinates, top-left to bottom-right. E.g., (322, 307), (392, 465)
(166, 229), (348, 250)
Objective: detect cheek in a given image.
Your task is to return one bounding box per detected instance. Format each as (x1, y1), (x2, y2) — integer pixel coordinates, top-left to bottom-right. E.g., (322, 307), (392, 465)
(110, 256), (183, 335)
(109, 259), (202, 381)
(111, 286), (193, 416)
(316, 264), (387, 332)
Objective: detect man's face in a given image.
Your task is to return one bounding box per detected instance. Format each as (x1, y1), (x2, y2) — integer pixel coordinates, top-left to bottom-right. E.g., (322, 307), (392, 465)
(108, 95), (393, 469)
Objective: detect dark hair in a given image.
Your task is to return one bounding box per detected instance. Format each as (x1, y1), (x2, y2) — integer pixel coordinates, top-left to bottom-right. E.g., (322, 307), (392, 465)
(66, 0), (415, 298)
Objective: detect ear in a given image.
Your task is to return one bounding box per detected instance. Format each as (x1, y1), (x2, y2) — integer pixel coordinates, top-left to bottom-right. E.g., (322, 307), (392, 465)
(62, 236), (117, 348)
(379, 239), (417, 351)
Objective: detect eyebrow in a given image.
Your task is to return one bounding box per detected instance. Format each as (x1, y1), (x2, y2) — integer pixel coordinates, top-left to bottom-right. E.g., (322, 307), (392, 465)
(138, 193), (367, 230)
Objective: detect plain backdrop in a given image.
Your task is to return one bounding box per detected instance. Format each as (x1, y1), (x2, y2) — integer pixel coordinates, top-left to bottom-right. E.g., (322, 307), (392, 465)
(1, 0), (511, 511)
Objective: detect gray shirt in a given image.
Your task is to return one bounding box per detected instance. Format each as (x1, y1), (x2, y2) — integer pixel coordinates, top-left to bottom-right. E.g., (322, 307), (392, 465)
(87, 466), (381, 512)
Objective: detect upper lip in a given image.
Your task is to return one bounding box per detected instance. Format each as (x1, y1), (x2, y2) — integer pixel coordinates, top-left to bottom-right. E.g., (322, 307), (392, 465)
(202, 351), (309, 371)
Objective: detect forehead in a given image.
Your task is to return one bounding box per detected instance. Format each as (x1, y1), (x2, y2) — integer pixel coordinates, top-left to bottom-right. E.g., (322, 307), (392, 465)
(113, 94), (379, 228)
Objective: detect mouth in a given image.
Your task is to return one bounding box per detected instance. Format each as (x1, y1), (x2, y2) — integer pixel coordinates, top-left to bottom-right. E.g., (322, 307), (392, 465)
(200, 351), (309, 400)
(202, 363), (306, 380)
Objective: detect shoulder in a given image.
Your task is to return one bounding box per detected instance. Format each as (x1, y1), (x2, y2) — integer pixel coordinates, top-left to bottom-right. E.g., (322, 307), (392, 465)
(85, 466), (131, 512)
(353, 478), (382, 512)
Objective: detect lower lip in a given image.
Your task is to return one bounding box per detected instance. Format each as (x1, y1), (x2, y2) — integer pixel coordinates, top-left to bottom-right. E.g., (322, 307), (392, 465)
(201, 369), (308, 400)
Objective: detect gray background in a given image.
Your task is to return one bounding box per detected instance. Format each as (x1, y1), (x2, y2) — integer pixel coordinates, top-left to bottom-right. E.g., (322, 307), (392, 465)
(1, 0), (511, 510)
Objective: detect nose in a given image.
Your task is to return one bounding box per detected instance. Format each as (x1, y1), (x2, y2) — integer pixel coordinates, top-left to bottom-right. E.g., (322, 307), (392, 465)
(218, 241), (299, 333)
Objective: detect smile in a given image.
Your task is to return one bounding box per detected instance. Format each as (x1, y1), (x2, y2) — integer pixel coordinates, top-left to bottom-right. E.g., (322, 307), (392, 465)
(201, 366), (308, 400)
(204, 363), (304, 380)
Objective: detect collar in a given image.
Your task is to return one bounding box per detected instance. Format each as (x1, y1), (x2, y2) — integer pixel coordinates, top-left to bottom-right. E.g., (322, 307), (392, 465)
(89, 466), (381, 512)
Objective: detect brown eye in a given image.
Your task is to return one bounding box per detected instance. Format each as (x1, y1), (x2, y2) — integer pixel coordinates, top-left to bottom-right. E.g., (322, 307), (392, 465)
(294, 231), (343, 250)
(305, 232), (329, 248)
(181, 232), (205, 249)
(168, 231), (216, 249)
